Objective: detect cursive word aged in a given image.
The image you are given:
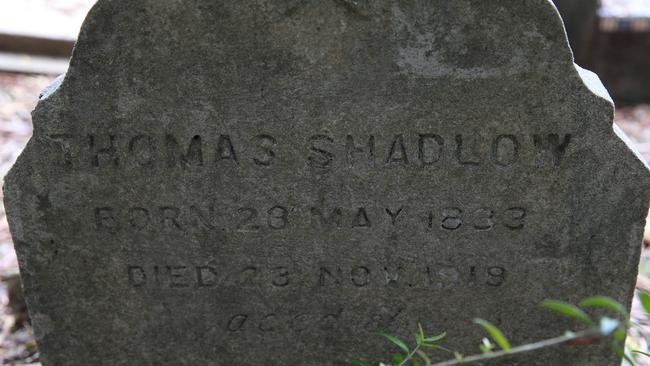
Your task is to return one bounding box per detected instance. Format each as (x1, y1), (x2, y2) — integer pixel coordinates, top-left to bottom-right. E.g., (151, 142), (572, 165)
(223, 307), (407, 334)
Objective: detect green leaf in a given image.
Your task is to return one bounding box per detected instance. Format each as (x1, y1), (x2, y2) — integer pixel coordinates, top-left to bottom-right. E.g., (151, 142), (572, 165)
(416, 324), (424, 344)
(474, 319), (512, 351)
(610, 342), (635, 366)
(391, 352), (405, 366)
(580, 296), (628, 319)
(542, 300), (594, 325)
(382, 333), (410, 353)
(420, 343), (452, 353)
(639, 292), (650, 316)
(424, 332), (447, 343)
(416, 350), (432, 366)
(632, 350), (650, 357)
(454, 352), (463, 361)
(614, 327), (627, 341)
(413, 359), (421, 366)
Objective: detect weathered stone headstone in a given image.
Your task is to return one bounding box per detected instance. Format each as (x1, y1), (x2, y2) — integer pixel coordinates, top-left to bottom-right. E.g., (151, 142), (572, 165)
(4, 0), (649, 365)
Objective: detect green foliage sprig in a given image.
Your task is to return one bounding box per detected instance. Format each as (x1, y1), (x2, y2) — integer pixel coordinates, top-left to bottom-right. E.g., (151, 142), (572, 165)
(355, 295), (648, 366)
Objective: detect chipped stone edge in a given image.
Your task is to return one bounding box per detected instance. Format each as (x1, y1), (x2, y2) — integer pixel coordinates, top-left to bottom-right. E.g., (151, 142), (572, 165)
(546, 0), (646, 173)
(30, 0), (104, 107)
(38, 74), (65, 101)
(575, 64), (650, 172)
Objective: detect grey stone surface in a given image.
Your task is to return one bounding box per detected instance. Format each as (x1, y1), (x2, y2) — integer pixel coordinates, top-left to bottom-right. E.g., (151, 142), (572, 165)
(4, 1), (650, 365)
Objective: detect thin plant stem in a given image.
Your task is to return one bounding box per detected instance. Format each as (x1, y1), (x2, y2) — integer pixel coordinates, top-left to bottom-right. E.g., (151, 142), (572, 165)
(399, 344), (421, 366)
(429, 329), (601, 366)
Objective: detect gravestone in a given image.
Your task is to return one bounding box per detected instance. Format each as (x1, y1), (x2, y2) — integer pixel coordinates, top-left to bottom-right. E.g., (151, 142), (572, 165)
(4, 0), (650, 365)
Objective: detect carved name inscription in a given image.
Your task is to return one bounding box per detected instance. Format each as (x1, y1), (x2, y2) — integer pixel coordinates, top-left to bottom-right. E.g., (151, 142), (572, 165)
(46, 133), (572, 169)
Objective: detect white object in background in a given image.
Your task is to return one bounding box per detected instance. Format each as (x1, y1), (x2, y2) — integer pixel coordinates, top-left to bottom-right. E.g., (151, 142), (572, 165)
(0, 0), (96, 41)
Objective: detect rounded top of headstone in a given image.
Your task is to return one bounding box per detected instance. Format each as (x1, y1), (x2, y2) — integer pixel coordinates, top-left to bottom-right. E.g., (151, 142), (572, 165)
(53, 0), (575, 99)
